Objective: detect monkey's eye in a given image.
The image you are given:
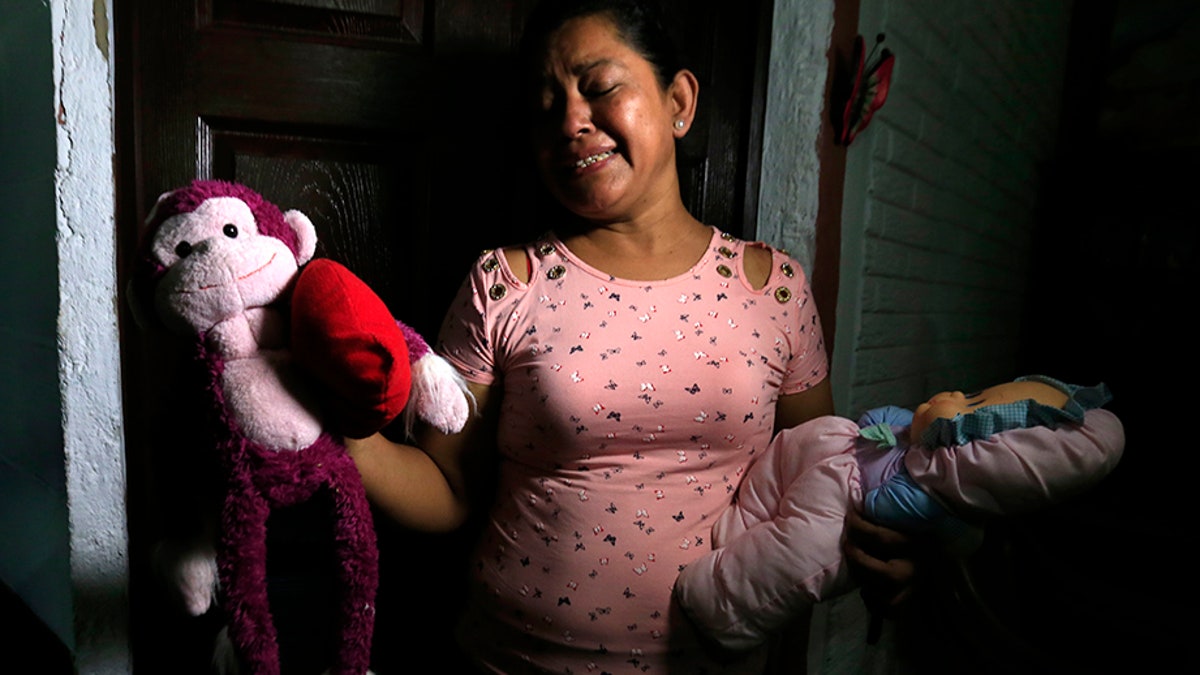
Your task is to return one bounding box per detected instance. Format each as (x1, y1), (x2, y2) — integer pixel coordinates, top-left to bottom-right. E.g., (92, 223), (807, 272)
(223, 224), (238, 238)
(175, 241), (192, 258)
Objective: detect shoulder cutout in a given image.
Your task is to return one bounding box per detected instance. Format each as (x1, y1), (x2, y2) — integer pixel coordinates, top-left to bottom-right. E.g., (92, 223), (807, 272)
(742, 243), (773, 290)
(503, 246), (530, 283)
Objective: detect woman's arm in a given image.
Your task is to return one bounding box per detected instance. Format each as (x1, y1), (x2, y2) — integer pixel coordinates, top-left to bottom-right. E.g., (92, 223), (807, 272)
(773, 378), (834, 432)
(347, 380), (497, 532)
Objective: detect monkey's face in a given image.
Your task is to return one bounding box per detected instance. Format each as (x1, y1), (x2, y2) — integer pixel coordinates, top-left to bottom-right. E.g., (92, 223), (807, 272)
(150, 196), (301, 334)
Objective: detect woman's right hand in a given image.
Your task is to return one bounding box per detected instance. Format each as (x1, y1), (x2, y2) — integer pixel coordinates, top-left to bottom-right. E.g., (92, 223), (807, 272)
(346, 380), (496, 532)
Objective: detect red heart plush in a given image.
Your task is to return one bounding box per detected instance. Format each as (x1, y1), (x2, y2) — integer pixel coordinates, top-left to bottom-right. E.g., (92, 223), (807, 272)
(290, 258), (411, 438)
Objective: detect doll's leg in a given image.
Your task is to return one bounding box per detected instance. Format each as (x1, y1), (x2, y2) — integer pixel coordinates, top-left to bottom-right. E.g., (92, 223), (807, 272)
(326, 457), (380, 675)
(219, 489), (280, 675)
(674, 418), (863, 652)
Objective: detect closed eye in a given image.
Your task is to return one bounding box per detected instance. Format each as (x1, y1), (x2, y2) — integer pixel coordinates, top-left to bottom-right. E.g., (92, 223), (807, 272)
(584, 84), (617, 98)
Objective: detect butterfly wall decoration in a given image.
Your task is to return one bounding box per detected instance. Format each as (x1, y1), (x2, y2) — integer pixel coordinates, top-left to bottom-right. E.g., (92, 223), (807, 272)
(833, 33), (896, 146)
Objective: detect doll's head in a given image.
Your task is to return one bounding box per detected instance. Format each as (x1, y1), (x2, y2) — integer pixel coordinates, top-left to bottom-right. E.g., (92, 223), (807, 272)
(130, 180), (317, 335)
(911, 375), (1111, 447)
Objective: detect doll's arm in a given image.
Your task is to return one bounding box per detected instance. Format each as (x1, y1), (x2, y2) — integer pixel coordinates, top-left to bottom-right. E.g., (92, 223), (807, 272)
(904, 408), (1125, 519)
(206, 307), (287, 358)
(673, 416), (862, 651)
(291, 258), (472, 439)
(395, 319), (472, 437)
(153, 532), (218, 616)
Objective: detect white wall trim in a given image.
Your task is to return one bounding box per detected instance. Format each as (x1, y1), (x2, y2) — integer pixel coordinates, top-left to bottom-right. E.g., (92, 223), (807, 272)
(52, 0), (130, 671)
(756, 0), (835, 274)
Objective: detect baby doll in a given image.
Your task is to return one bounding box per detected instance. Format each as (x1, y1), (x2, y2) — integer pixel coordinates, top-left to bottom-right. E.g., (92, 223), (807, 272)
(672, 376), (1124, 651)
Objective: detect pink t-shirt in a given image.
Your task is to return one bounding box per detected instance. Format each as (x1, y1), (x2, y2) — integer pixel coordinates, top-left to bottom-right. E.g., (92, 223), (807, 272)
(437, 227), (828, 673)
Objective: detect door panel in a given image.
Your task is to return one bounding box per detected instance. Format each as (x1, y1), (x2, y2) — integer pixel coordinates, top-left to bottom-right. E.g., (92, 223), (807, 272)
(117, 1), (770, 671)
(205, 121), (421, 313)
(206, 0), (425, 38)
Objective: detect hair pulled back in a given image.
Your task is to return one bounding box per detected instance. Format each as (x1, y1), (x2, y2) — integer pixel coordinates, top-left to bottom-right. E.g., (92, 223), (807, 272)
(518, 0), (684, 91)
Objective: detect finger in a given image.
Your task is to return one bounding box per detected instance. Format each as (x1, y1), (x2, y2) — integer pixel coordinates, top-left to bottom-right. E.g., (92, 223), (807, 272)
(866, 612), (884, 645)
(845, 510), (913, 552)
(859, 587), (913, 623)
(843, 539), (915, 584)
(886, 584), (913, 609)
(861, 579), (914, 615)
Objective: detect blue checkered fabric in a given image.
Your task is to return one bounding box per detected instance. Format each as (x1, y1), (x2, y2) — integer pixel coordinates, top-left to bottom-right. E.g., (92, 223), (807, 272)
(920, 376), (1111, 448)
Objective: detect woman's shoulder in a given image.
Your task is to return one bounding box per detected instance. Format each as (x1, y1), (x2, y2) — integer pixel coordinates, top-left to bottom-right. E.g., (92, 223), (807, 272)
(494, 233), (570, 285)
(466, 236), (550, 287)
(741, 242), (773, 290)
(730, 234), (804, 291)
(501, 246), (531, 284)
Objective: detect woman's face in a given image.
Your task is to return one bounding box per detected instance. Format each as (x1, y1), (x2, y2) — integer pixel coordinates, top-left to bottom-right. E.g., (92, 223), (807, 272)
(530, 15), (687, 222)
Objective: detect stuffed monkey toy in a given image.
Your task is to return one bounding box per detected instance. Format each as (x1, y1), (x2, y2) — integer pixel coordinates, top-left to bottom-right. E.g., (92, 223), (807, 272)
(129, 179), (470, 675)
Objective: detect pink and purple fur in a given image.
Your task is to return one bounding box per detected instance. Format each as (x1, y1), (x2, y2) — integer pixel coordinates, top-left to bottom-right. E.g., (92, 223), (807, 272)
(134, 180), (378, 675)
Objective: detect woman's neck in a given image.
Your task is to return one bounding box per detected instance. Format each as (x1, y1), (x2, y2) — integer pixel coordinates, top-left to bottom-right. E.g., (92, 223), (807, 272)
(558, 209), (712, 281)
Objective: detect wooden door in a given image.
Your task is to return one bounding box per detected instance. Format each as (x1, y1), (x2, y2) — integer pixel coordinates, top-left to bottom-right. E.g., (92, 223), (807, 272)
(115, 1), (771, 671)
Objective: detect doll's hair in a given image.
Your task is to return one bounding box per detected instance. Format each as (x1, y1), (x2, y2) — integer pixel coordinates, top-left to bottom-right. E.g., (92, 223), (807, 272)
(140, 180), (301, 277)
(920, 375), (1111, 448)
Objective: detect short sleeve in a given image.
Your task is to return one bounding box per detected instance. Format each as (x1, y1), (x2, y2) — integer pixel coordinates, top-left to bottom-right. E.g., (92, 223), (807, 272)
(774, 250), (829, 395)
(435, 250), (517, 385)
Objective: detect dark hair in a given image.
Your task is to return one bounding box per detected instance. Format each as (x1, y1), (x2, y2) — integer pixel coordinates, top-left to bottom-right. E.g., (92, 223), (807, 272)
(518, 0), (684, 91)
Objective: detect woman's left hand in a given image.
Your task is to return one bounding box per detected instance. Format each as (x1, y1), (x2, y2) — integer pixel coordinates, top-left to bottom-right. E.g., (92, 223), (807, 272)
(843, 509), (918, 619)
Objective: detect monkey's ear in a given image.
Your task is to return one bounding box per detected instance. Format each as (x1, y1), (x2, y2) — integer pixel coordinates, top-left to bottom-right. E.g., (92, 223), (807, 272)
(144, 190), (174, 226)
(283, 209), (317, 265)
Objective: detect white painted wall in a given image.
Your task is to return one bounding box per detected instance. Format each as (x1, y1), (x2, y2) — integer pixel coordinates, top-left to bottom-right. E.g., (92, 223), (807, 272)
(1, 0), (128, 670)
(53, 0), (130, 672)
(756, 0), (835, 276)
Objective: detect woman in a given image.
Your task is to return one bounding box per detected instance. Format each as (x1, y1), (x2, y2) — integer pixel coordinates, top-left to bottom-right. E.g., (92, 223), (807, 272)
(349, 1), (907, 671)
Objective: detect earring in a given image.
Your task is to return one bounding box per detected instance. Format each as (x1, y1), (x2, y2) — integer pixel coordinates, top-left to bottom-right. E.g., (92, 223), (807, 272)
(674, 120), (685, 129)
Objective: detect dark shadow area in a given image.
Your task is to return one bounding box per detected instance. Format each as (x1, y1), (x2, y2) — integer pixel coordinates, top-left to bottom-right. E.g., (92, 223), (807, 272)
(0, 581), (74, 675)
(961, 1), (1197, 671)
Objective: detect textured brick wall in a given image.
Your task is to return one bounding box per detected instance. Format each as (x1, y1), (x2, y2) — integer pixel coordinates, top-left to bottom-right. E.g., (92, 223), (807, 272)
(831, 0), (1073, 417)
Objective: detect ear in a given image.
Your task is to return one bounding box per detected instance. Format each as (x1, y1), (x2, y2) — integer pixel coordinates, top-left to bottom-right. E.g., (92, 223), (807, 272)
(283, 209), (318, 265)
(668, 69), (700, 138)
(144, 190), (174, 225)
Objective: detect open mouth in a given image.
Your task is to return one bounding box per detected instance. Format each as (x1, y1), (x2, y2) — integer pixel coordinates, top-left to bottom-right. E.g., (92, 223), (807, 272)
(574, 150), (614, 169)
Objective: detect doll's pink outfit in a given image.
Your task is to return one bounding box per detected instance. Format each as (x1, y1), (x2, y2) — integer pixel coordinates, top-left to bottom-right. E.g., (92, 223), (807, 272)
(437, 227), (828, 673)
(673, 407), (1125, 651)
